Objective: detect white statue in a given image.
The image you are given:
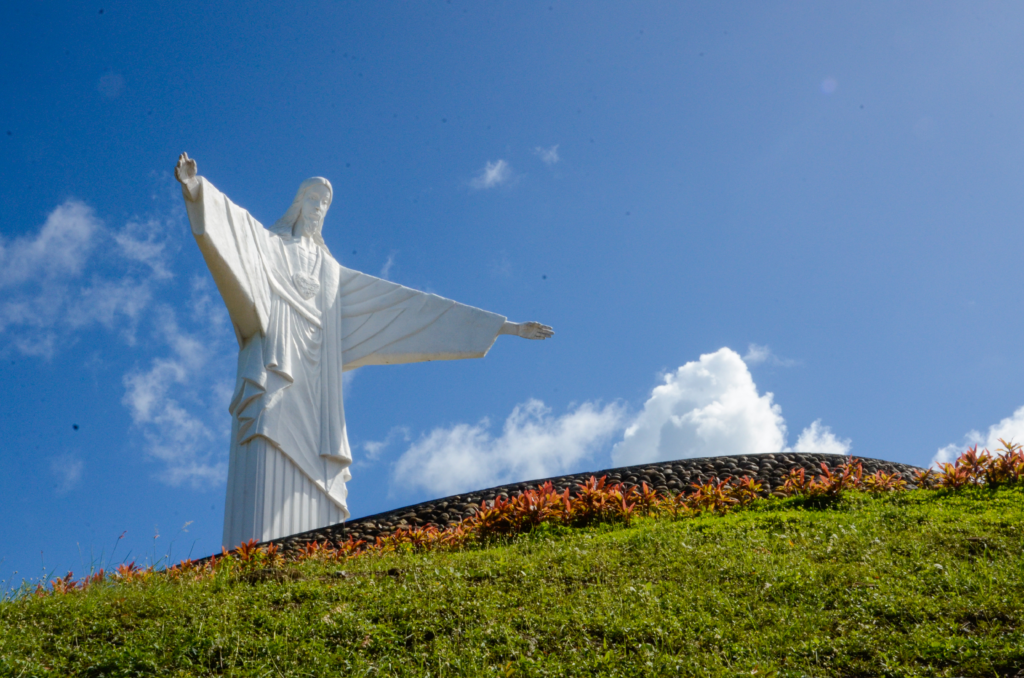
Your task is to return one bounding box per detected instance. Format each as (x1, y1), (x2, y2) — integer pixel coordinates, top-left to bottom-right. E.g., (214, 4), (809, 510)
(174, 153), (553, 547)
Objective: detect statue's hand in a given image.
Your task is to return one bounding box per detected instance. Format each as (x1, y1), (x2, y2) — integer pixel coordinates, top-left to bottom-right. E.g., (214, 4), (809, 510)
(174, 152), (197, 185)
(175, 153), (201, 201)
(517, 321), (554, 340)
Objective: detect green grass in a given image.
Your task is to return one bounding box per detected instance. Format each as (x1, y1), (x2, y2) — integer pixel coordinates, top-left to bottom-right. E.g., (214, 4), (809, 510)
(3, 488), (1024, 677)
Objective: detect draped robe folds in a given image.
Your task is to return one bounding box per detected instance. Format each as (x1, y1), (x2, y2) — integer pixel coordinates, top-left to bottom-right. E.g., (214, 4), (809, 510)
(184, 178), (506, 546)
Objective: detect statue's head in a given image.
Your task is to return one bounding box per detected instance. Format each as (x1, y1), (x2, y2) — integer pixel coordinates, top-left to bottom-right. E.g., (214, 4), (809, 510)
(270, 177), (333, 253)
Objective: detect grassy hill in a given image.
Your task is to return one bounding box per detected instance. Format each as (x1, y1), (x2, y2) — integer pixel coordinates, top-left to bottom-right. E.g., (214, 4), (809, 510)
(2, 486), (1023, 677)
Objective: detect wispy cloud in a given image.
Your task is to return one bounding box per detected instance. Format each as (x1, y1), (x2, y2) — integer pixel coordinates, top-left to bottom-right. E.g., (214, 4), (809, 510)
(490, 252), (512, 278)
(0, 198), (177, 358)
(361, 426), (412, 465)
(534, 145), (560, 165)
(0, 200), (98, 290)
(392, 399), (625, 497)
(470, 160), (512, 189)
(742, 343), (796, 367)
(121, 279), (234, 488)
(50, 453), (84, 493)
(114, 216), (175, 280)
(379, 252), (396, 280)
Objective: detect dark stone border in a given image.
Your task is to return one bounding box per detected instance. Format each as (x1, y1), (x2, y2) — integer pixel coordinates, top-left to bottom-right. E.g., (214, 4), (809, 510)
(259, 453), (920, 555)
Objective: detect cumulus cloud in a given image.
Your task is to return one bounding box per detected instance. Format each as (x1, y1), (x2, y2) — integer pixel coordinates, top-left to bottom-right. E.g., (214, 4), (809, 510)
(742, 343), (796, 367)
(470, 160), (512, 189)
(390, 348), (848, 498)
(791, 419), (851, 455)
(933, 405), (1024, 466)
(612, 348), (848, 466)
(534, 145), (560, 165)
(121, 280), (234, 487)
(392, 399), (626, 497)
(50, 453), (84, 493)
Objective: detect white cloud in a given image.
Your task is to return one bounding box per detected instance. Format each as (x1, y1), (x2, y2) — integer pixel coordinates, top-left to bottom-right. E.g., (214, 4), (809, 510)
(0, 200), (99, 289)
(114, 216), (175, 280)
(379, 253), (396, 280)
(534, 145), (560, 165)
(470, 160), (512, 189)
(933, 405), (1024, 466)
(0, 199), (177, 357)
(791, 419), (851, 455)
(50, 454), (83, 493)
(68, 278), (153, 343)
(612, 348), (848, 466)
(121, 280), (234, 488)
(392, 399), (626, 497)
(742, 343), (796, 367)
(361, 426), (411, 464)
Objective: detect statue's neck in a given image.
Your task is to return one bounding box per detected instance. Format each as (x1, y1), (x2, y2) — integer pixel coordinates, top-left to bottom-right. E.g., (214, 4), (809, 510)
(292, 224), (315, 242)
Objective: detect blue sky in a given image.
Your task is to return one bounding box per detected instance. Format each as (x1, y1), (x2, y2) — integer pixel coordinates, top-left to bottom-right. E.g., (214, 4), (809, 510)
(3, 1), (1024, 588)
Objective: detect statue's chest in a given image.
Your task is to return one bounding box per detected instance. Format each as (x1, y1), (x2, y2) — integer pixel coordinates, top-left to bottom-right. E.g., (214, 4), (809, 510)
(283, 240), (322, 302)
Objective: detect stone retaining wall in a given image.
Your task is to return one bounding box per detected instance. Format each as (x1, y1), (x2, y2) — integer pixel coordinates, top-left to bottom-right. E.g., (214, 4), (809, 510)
(268, 453), (921, 554)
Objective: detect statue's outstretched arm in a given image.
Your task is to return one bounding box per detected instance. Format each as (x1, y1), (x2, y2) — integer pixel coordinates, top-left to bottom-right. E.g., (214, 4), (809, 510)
(499, 321), (554, 340)
(175, 152), (202, 202)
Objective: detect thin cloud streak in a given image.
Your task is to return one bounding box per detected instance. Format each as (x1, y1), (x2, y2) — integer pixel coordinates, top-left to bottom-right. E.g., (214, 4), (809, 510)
(743, 343), (796, 367)
(534, 145), (560, 165)
(379, 253), (396, 280)
(470, 159), (512, 189)
(50, 454), (84, 493)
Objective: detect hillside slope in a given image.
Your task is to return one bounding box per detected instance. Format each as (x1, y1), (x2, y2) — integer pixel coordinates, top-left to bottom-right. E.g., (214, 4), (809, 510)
(2, 488), (1023, 677)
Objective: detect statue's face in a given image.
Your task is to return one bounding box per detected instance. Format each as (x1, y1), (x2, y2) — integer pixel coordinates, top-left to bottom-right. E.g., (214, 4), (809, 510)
(298, 186), (331, 237)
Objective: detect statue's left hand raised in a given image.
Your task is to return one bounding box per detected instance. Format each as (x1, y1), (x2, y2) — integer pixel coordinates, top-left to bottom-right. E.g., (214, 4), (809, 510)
(175, 152), (201, 201)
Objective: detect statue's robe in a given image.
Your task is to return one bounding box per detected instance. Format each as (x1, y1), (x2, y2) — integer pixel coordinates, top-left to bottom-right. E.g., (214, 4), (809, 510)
(184, 178), (506, 547)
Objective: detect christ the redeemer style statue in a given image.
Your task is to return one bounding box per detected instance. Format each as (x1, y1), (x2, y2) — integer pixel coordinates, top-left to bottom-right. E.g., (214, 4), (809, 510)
(174, 153), (553, 548)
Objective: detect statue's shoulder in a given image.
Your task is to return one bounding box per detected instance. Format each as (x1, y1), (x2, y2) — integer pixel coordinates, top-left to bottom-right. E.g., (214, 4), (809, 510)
(334, 261), (360, 281)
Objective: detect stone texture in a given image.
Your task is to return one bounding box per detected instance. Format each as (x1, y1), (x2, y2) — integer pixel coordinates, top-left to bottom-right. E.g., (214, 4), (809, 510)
(260, 453), (921, 555)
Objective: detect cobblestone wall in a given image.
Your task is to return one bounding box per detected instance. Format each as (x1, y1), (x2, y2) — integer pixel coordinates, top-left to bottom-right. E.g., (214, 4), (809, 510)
(267, 453), (921, 554)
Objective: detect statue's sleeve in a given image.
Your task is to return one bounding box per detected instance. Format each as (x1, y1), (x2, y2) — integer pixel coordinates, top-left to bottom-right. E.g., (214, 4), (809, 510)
(336, 266), (506, 370)
(184, 178), (272, 343)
